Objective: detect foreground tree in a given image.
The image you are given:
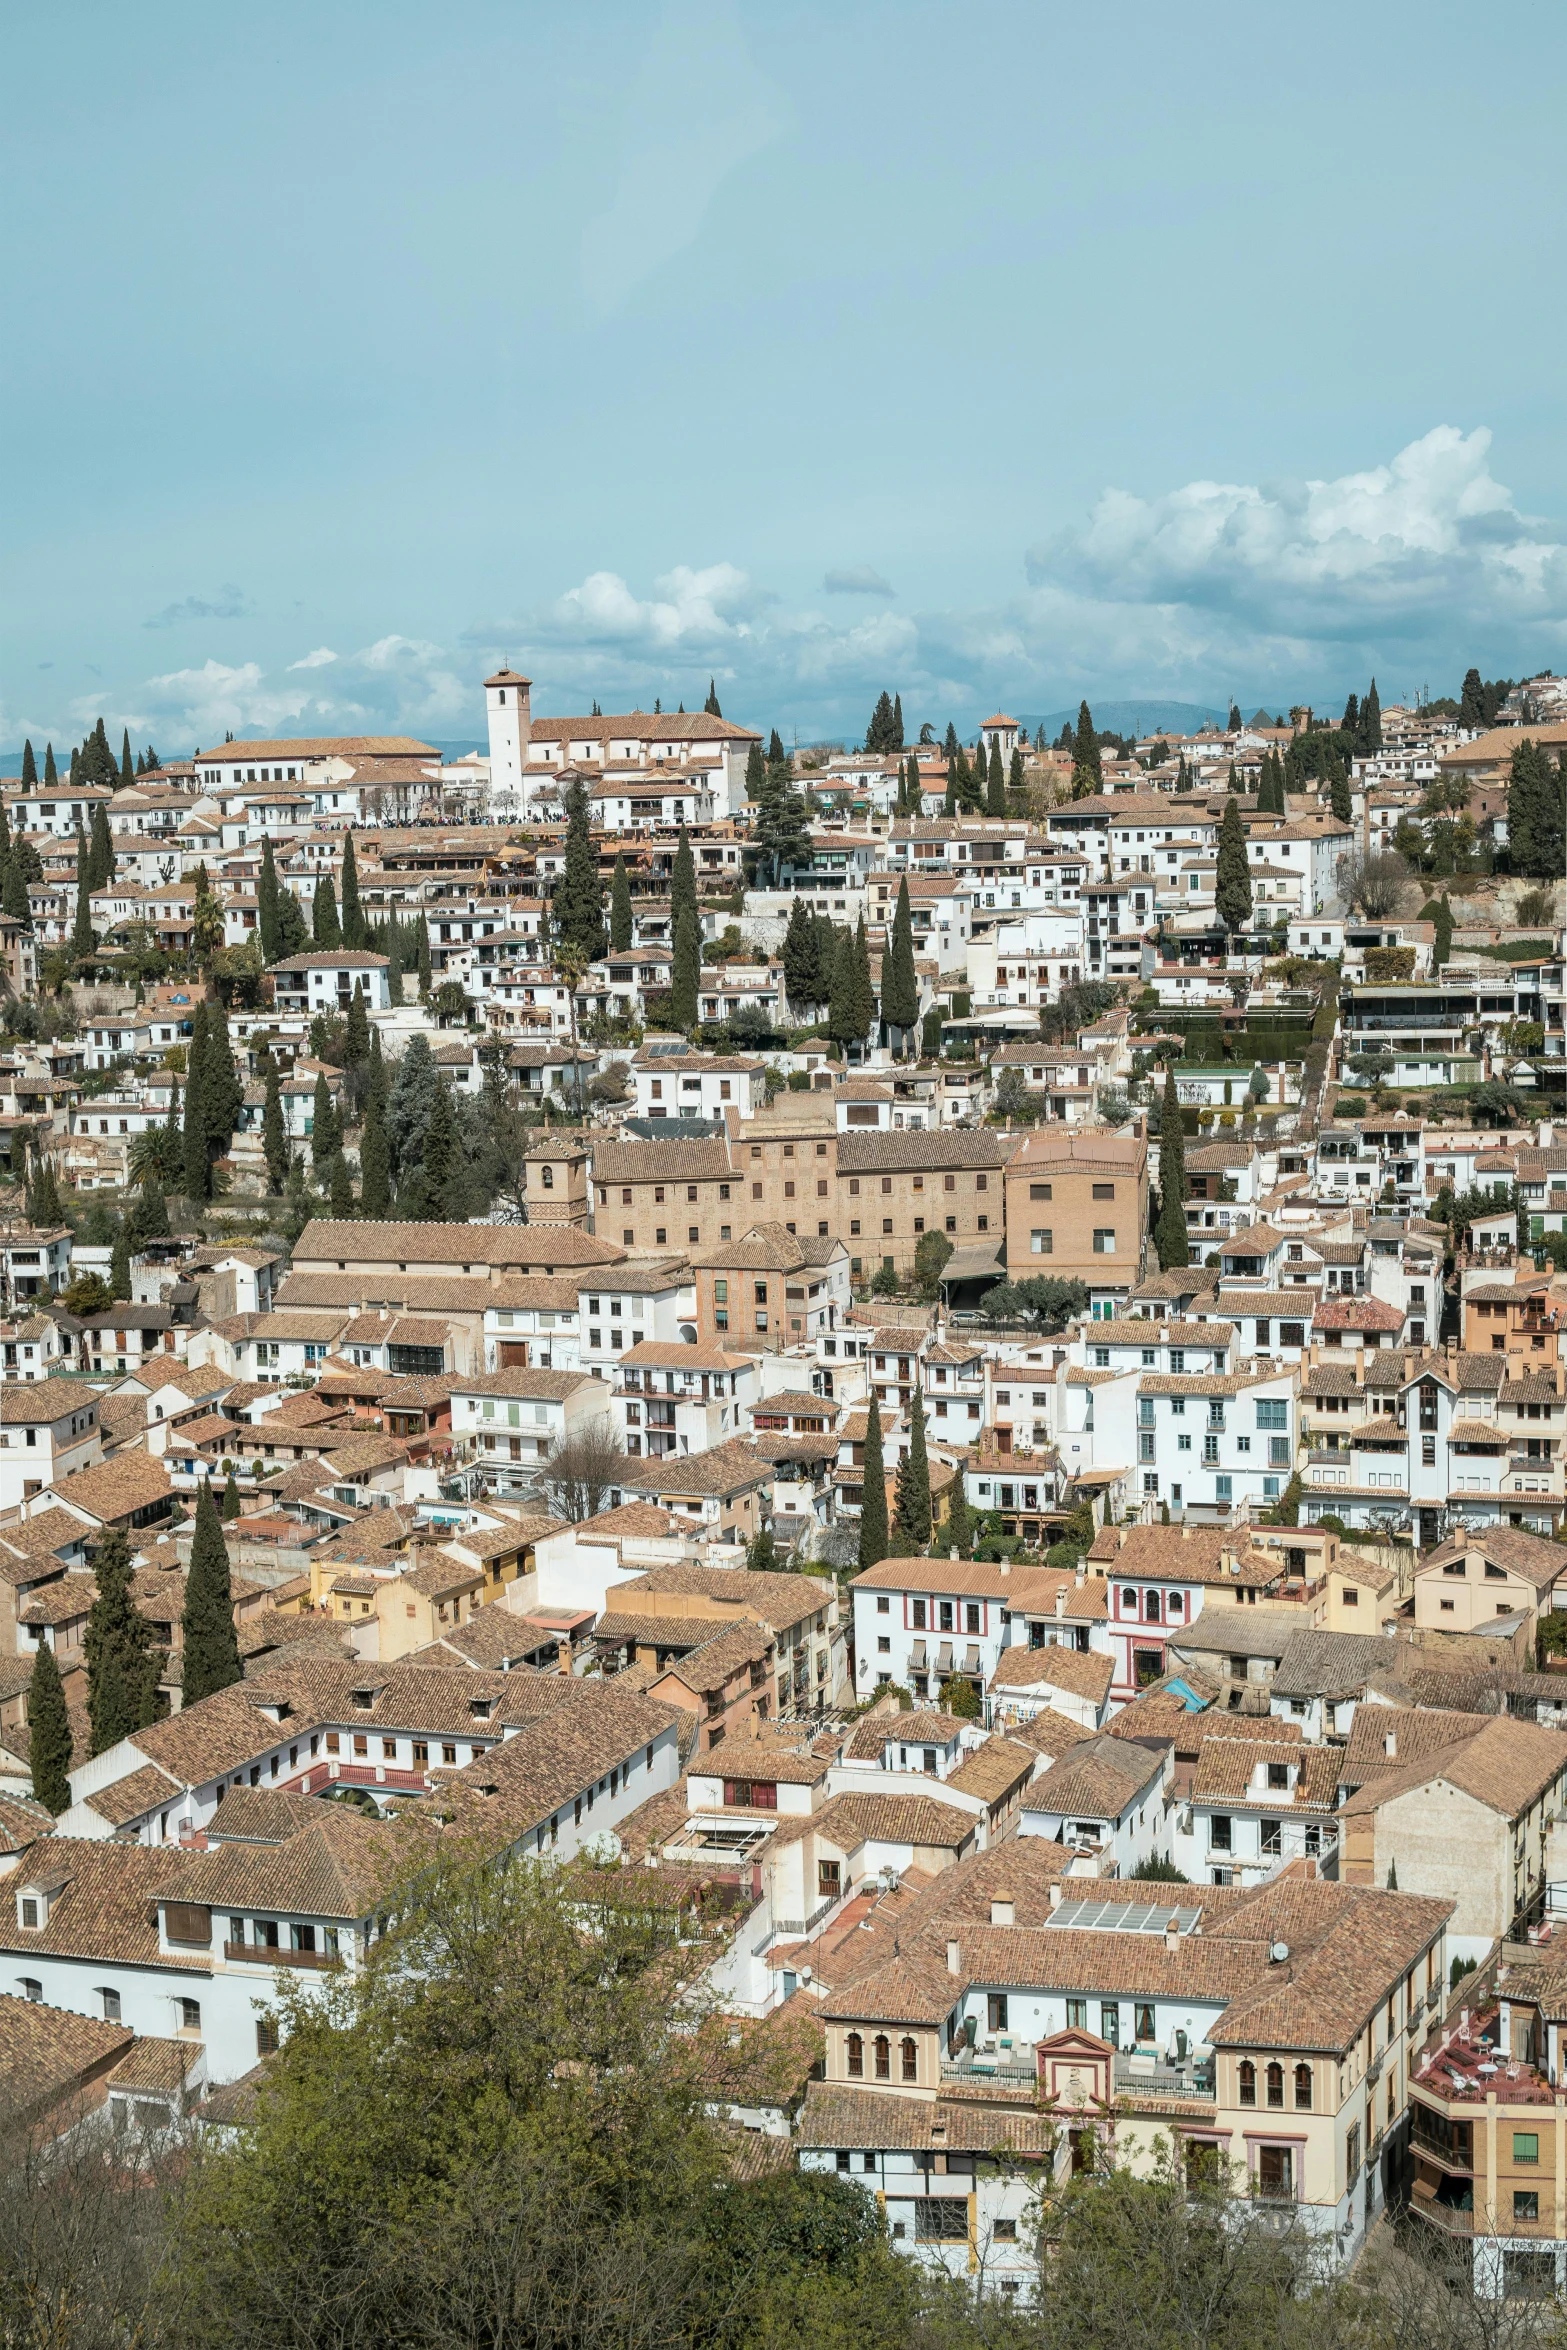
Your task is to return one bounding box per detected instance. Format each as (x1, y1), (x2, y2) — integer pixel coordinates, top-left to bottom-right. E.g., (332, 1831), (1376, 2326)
(857, 1391), (889, 1572)
(1155, 1066), (1189, 1270)
(891, 1384), (932, 1552)
(533, 1424), (628, 1523)
(85, 1528), (163, 1755)
(181, 1480), (241, 1704)
(27, 1641), (72, 1813)
(1214, 797), (1252, 932)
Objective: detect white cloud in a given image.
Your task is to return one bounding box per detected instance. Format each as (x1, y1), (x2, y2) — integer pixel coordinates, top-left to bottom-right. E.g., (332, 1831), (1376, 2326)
(823, 566), (895, 597)
(125, 636), (469, 745)
(288, 646), (338, 670)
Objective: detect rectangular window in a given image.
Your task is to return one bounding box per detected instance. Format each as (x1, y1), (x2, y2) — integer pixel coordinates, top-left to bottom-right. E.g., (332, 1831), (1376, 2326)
(1092, 1183), (1115, 1199)
(1092, 1229), (1115, 1253)
(1066, 1998), (1088, 2030)
(1514, 2132), (1540, 2164)
(1032, 1229), (1053, 1254)
(1256, 1400), (1288, 1430)
(1029, 1182), (1053, 1201)
(1099, 2002), (1120, 2047)
(988, 1993), (1008, 2031)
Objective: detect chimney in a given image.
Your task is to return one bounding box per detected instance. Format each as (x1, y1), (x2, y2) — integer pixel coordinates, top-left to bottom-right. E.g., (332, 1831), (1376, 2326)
(1000, 1559), (1010, 1577)
(946, 1938), (962, 1977)
(1049, 1880), (1063, 1910)
(949, 1547), (958, 1562)
(1055, 1590), (1066, 1622)
(1164, 1915), (1180, 1953)
(1384, 1730), (1397, 1758)
(990, 1893), (1015, 1928)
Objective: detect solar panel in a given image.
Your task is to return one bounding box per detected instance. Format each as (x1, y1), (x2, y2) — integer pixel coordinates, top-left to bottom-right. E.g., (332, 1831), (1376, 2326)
(1048, 1900), (1201, 1936)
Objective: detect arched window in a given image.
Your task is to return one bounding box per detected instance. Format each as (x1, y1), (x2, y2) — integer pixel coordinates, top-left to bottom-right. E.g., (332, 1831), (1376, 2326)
(1294, 2062), (1312, 2111)
(1145, 1590), (1161, 1623)
(846, 2032), (863, 2078)
(873, 2034), (891, 2080)
(1265, 2061), (1284, 2109)
(901, 2036), (918, 2083)
(1238, 2060), (1256, 2107)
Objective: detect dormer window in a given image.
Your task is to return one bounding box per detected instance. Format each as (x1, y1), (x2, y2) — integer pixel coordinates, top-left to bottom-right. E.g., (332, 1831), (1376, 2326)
(18, 1893), (41, 1929)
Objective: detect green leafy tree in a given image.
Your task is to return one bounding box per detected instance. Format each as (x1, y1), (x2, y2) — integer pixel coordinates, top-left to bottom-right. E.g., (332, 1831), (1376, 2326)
(1360, 677), (1382, 751)
(892, 1384), (932, 1552)
(781, 896), (821, 1012)
(71, 835), (96, 959)
(312, 873), (341, 950)
(181, 1480), (242, 1704)
(986, 740), (1006, 816)
(86, 799), (115, 887)
(554, 776), (605, 959)
(939, 1672), (981, 1719)
(342, 979), (370, 1071)
(257, 834), (281, 963)
(329, 1149), (356, 1218)
(127, 1176), (171, 1247)
(85, 1528), (162, 1755)
(27, 1642), (72, 1813)
(857, 1390), (889, 1572)
(1507, 738), (1567, 879)
(1215, 796), (1253, 931)
(222, 1467), (243, 1521)
(339, 834), (367, 949)
(1008, 744), (1024, 797)
(1433, 893), (1453, 970)
(203, 1002), (243, 1153)
(109, 1224), (132, 1301)
(1071, 698), (1102, 795)
(42, 742), (56, 785)
(181, 1001), (211, 1198)
(359, 1096), (391, 1217)
(2, 848), (33, 929)
(851, 913), (874, 1042)
(880, 876), (918, 1047)
(670, 906), (702, 1033)
(19, 740), (35, 787)
(402, 1075), (459, 1219)
(262, 1066), (290, 1191)
(703, 677), (721, 717)
(311, 1071), (341, 1168)
(943, 1476), (973, 1559)
(416, 913), (432, 994)
(913, 1227), (953, 1299)
(670, 826), (697, 934)
(827, 926), (859, 1054)
(751, 746), (810, 885)
(609, 855), (634, 952)
(1329, 765), (1352, 824)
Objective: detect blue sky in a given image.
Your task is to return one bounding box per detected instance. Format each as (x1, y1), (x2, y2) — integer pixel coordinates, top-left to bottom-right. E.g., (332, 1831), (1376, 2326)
(3, 0), (1564, 753)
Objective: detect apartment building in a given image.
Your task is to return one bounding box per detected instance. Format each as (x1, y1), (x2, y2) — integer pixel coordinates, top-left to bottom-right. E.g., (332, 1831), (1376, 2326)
(1003, 1129), (1148, 1302)
(0, 1381), (103, 1513)
(690, 1225), (850, 1352)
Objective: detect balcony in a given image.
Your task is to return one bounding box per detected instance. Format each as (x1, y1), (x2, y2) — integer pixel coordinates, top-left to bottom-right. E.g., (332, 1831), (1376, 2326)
(224, 1939), (338, 1970)
(940, 2051), (1039, 2088)
(1113, 2054), (1217, 2103)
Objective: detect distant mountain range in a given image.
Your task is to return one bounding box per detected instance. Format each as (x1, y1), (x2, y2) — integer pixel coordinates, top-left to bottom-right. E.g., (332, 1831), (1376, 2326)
(1016, 701), (1230, 740)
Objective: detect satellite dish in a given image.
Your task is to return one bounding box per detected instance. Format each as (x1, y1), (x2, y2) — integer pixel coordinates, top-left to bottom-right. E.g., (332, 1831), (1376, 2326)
(1270, 1940), (1290, 1964)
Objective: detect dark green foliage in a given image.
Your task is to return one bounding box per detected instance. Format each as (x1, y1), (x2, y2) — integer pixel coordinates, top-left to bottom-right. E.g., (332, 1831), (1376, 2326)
(262, 1067), (289, 1191)
(312, 873), (341, 950)
(42, 742), (56, 785)
(222, 1468), (242, 1521)
(71, 829), (95, 957)
(27, 1155), (64, 1227)
(851, 913), (874, 1041)
(609, 855), (634, 952)
(109, 1225), (132, 1301)
(864, 690), (904, 753)
(311, 1071), (341, 1167)
(670, 826), (697, 935)
(751, 743), (810, 885)
(781, 896), (822, 1010)
(1433, 893), (1453, 970)
(857, 1391), (889, 1573)
(913, 1228), (953, 1299)
(359, 1097), (391, 1218)
(181, 1481), (242, 1705)
(329, 1149), (355, 1218)
(202, 1002), (243, 1152)
(364, 1023), (388, 1119)
(1155, 1064), (1188, 1269)
(257, 836), (281, 962)
(120, 727), (135, 785)
(943, 1476), (973, 1559)
(986, 741), (1005, 815)
(1507, 737), (1567, 878)
(339, 834), (367, 949)
(939, 1672), (981, 1719)
(19, 740), (35, 787)
(881, 877), (918, 1043)
(670, 907), (701, 1032)
(1329, 765), (1352, 824)
(1460, 666), (1513, 727)
(387, 1034), (440, 1177)
(1071, 698), (1102, 794)
(86, 1528), (162, 1755)
(27, 1642), (72, 1812)
(976, 1276), (1090, 1330)
(1227, 703), (1241, 731)
(891, 1384), (932, 1552)
(1360, 677), (1381, 751)
(554, 777), (605, 958)
(2, 846), (32, 928)
(827, 926), (859, 1052)
(182, 1001), (211, 1198)
(276, 876), (309, 957)
(128, 1176), (171, 1246)
(86, 800), (115, 887)
(703, 678), (721, 717)
(1215, 795), (1252, 931)
(416, 914), (432, 994)
(1008, 744), (1024, 797)
(342, 979), (370, 1070)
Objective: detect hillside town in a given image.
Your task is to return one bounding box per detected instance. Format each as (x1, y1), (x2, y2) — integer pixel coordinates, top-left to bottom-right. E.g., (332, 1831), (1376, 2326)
(0, 665), (1565, 2307)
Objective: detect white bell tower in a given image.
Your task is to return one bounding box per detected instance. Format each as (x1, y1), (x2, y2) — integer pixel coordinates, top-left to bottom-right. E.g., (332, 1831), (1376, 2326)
(485, 668), (532, 806)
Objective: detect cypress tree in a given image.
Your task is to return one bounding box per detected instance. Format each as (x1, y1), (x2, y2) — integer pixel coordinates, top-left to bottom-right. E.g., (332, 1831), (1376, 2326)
(19, 740), (35, 787)
(555, 777), (605, 959)
(986, 741), (1006, 816)
(703, 678), (722, 718)
(744, 739), (765, 805)
(181, 1481), (242, 1704)
(858, 1391), (889, 1572)
(827, 927), (858, 1054)
(109, 1225), (131, 1302)
(892, 1384), (933, 1552)
(1008, 745), (1024, 797)
(1433, 894), (1453, 971)
(781, 896), (817, 1012)
(329, 1149), (355, 1218)
(359, 1096), (391, 1218)
(87, 800), (115, 886)
(257, 836), (281, 963)
(86, 1528), (161, 1755)
(609, 855), (634, 952)
(182, 1002), (211, 1199)
(670, 906), (701, 1033)
(42, 743), (56, 786)
(943, 760), (958, 819)
(1342, 692), (1359, 738)
(2, 852), (32, 929)
(312, 873), (341, 950)
(412, 1077), (457, 1217)
(28, 1156), (64, 1228)
(1329, 766), (1352, 825)
(339, 834), (366, 949)
(882, 876), (919, 1047)
(364, 1024), (388, 1120)
(71, 835), (95, 958)
(416, 914), (432, 995)
(1072, 700), (1102, 793)
(311, 1071), (340, 1167)
(27, 1642), (73, 1813)
(222, 1467), (242, 1522)
(1507, 739), (1567, 879)
(891, 693), (904, 751)
(262, 1066), (290, 1192)
(203, 1001), (242, 1153)
(0, 795), (13, 886)
(128, 1176), (171, 1246)
(852, 912), (874, 1042)
(1155, 1066), (1189, 1270)
(1215, 796), (1253, 932)
(119, 728), (134, 785)
(945, 1476), (973, 1559)
(670, 825), (697, 932)
(342, 979), (369, 1070)
(1360, 679), (1381, 752)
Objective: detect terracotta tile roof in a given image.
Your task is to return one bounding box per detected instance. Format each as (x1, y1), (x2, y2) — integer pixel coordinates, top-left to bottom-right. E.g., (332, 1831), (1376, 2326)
(0, 1993), (133, 2111)
(838, 1131), (1018, 1174)
(1339, 1713), (1567, 1824)
(616, 1439), (775, 1500)
(1087, 1523), (1280, 1590)
(410, 1682), (681, 1842)
(989, 1645), (1114, 1703)
(0, 1838), (200, 1968)
(39, 1453), (173, 1524)
(946, 1736), (1039, 1804)
(291, 1222), (625, 1270)
(1423, 1524), (1567, 1592)
(174, 1810), (402, 1918)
